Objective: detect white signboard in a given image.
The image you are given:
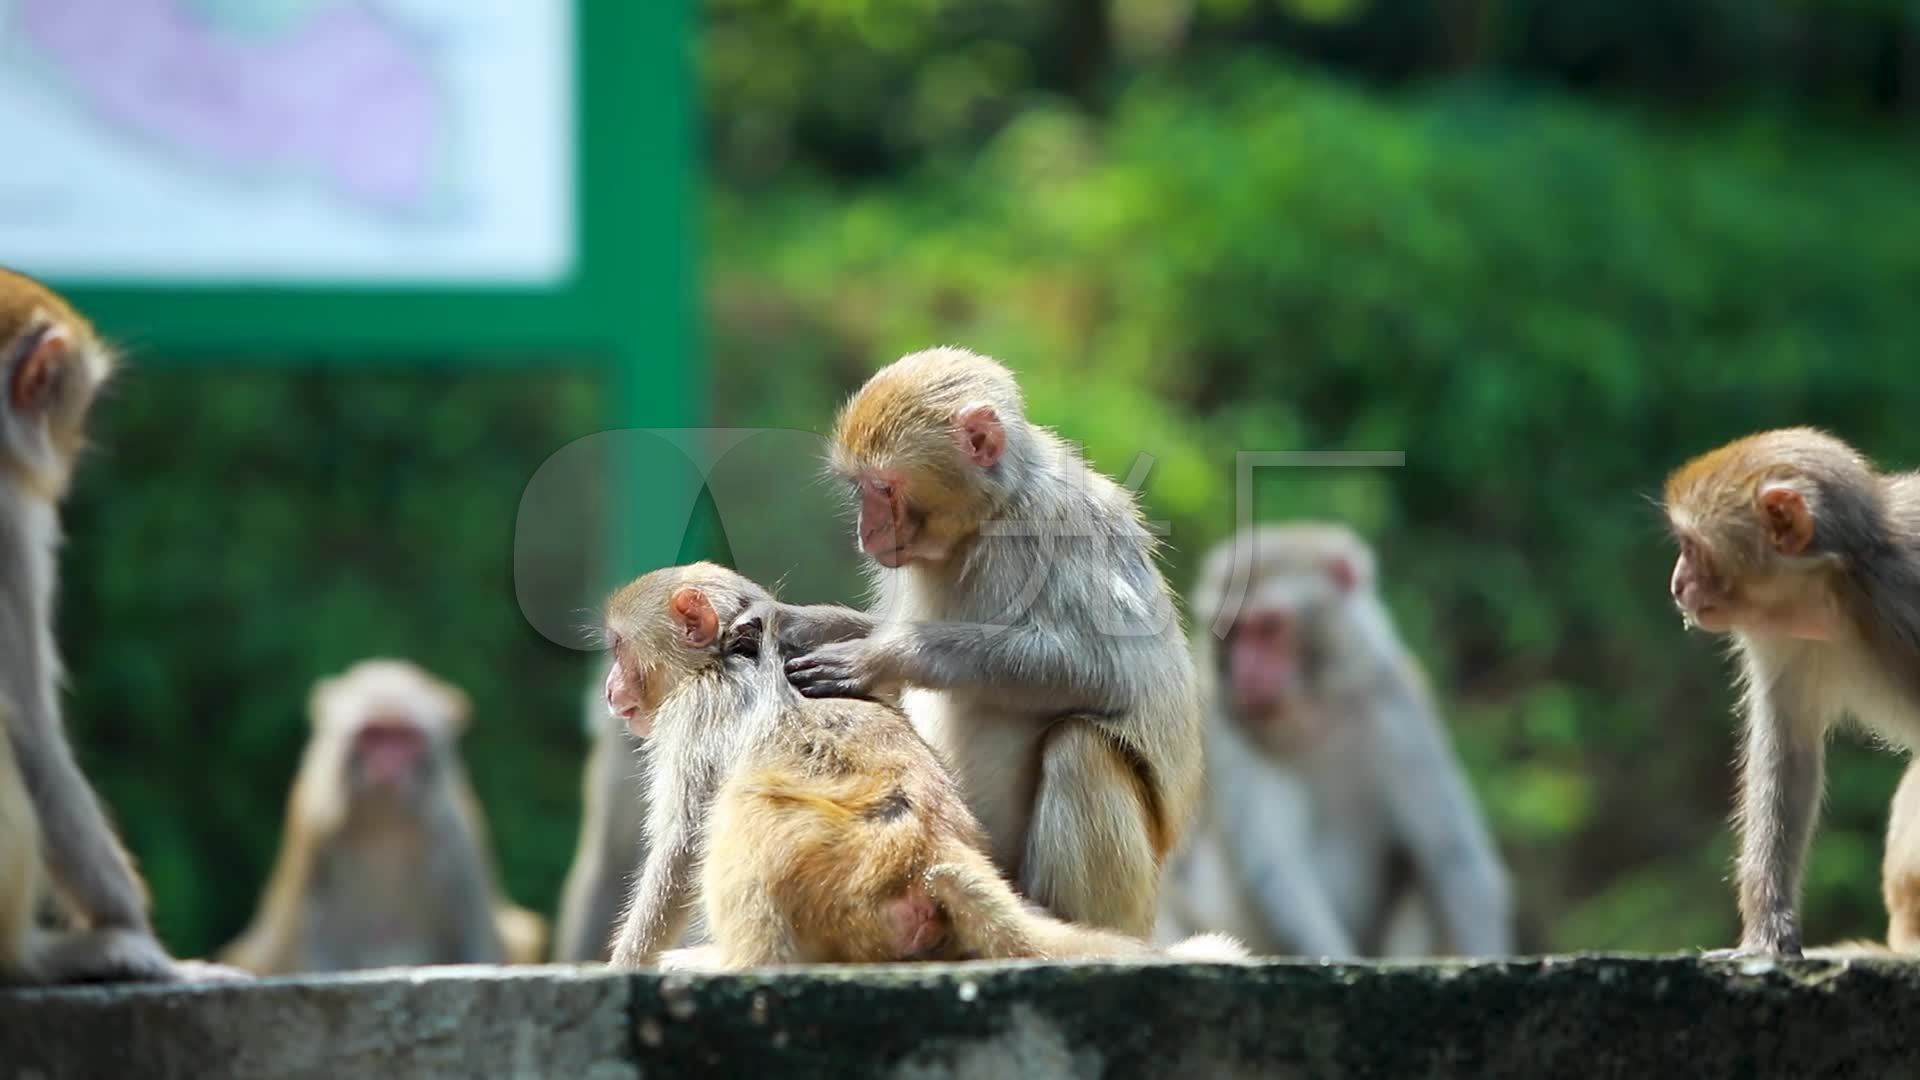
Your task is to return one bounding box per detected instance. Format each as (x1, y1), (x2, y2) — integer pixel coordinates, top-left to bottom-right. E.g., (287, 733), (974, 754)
(0, 0), (575, 285)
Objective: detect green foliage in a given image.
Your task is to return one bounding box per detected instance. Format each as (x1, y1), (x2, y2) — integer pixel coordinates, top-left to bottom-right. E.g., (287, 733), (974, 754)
(708, 61), (1920, 950)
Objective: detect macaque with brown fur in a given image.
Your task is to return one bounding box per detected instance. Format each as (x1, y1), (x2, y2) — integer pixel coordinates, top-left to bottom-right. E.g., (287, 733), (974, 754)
(602, 562), (1241, 969)
(552, 662), (653, 962)
(0, 267), (223, 983)
(771, 347), (1204, 938)
(1156, 524), (1513, 958)
(1666, 426), (1920, 956)
(219, 660), (547, 974)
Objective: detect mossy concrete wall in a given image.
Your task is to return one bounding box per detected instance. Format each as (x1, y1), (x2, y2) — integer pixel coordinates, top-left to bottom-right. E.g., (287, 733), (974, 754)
(2, 955), (1915, 1078)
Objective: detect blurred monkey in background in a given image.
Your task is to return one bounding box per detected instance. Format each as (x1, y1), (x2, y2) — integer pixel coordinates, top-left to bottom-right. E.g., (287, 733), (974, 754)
(219, 660), (546, 974)
(1157, 523), (1513, 958)
(553, 659), (654, 962)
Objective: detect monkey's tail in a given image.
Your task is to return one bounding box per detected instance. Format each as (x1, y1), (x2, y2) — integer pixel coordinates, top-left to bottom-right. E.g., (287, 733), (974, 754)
(922, 856), (1179, 962)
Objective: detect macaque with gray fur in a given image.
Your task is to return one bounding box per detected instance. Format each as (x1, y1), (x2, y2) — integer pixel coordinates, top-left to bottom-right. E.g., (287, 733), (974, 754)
(773, 347), (1205, 938)
(1157, 523), (1513, 958)
(219, 660), (546, 974)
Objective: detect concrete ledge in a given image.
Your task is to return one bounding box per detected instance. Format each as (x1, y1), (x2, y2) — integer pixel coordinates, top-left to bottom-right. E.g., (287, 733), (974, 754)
(2, 955), (1917, 1078)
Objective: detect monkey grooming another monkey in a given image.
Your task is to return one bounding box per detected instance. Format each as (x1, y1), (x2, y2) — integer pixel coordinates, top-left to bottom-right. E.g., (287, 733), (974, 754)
(552, 661), (654, 962)
(1157, 524), (1513, 959)
(773, 347), (1203, 938)
(0, 267), (219, 984)
(219, 660), (547, 974)
(1666, 427), (1920, 957)
(603, 562), (1242, 969)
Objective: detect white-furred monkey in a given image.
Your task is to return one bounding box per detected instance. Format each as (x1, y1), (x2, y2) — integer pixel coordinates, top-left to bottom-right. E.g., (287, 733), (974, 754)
(218, 660), (547, 974)
(1156, 523), (1514, 958)
(0, 267), (234, 984)
(552, 660), (654, 962)
(601, 562), (1241, 969)
(773, 347), (1204, 939)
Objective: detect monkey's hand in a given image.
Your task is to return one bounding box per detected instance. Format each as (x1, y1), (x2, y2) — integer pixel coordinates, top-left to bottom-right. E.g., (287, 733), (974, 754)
(770, 602), (877, 657)
(785, 640), (894, 700)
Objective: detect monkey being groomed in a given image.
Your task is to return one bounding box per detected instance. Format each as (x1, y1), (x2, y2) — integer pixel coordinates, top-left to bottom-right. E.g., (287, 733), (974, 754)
(600, 562), (1243, 970)
(218, 660), (547, 974)
(1156, 523), (1513, 959)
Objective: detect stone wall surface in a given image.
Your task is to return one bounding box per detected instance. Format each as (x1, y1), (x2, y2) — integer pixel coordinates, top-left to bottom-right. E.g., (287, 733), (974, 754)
(0, 955), (1915, 1079)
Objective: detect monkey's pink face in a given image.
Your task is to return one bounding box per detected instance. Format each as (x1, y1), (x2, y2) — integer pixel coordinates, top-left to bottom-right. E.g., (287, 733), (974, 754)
(852, 469), (949, 568)
(1669, 535), (1736, 633)
(603, 649), (657, 738)
(1224, 608), (1328, 754)
(349, 713), (433, 790)
(1669, 530), (1839, 640)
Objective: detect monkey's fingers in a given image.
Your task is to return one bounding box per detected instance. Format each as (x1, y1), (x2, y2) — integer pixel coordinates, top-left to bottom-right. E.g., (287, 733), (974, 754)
(794, 678), (871, 700)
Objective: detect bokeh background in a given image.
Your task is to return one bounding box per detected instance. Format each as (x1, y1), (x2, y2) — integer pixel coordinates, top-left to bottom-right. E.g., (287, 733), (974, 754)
(33, 0), (1920, 957)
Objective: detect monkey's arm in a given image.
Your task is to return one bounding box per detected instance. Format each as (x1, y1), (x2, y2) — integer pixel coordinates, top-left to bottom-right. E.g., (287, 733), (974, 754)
(770, 602), (876, 653)
(8, 706), (151, 931)
(1221, 771), (1357, 957)
(787, 624), (1126, 711)
(1728, 674), (1828, 955)
(1374, 684), (1514, 957)
(434, 799), (510, 965)
(609, 828), (696, 968)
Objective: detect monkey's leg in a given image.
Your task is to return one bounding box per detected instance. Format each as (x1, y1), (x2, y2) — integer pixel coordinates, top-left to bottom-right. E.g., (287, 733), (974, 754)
(0, 748), (41, 977)
(13, 715), (151, 932)
(1730, 693), (1826, 956)
(1021, 721), (1162, 938)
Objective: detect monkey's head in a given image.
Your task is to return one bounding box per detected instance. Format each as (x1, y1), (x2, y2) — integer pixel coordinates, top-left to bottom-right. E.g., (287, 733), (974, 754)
(829, 347), (1028, 569)
(303, 660), (470, 824)
(0, 268), (114, 501)
(1663, 428), (1860, 640)
(1193, 524), (1379, 756)
(601, 561), (771, 736)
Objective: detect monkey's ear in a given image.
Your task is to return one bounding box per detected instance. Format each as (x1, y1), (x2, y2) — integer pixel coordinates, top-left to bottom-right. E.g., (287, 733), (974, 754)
(1757, 483), (1814, 556)
(1326, 556), (1361, 593)
(953, 403), (1006, 469)
(668, 587), (720, 648)
(306, 677), (338, 728)
(443, 684), (473, 735)
(10, 324), (68, 412)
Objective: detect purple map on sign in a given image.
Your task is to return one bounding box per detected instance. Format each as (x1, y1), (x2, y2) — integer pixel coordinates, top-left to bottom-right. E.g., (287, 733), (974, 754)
(20, 0), (444, 210)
